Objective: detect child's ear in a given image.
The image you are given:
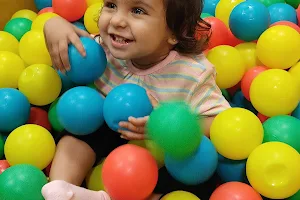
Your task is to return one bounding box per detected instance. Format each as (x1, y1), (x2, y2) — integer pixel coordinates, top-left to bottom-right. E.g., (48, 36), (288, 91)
(168, 37), (178, 45)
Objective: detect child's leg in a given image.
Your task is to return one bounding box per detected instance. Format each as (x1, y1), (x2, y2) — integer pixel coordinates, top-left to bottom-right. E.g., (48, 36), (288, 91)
(49, 135), (96, 186)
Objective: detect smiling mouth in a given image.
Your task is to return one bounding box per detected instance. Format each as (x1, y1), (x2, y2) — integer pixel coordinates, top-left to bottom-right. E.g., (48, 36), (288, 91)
(110, 34), (133, 44)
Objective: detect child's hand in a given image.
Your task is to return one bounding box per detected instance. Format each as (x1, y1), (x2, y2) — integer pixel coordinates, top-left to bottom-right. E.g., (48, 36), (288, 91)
(118, 91), (158, 140)
(44, 16), (92, 73)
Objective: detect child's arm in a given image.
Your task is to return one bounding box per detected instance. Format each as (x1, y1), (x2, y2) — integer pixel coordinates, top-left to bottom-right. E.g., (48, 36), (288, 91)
(201, 116), (215, 138)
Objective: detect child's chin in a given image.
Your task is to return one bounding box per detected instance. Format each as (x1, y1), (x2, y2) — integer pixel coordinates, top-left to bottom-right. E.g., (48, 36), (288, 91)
(110, 51), (131, 60)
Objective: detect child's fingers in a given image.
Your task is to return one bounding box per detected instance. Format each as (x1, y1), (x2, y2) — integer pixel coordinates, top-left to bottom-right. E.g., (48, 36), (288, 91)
(119, 121), (144, 134)
(50, 46), (65, 73)
(118, 129), (145, 140)
(75, 27), (93, 39)
(128, 116), (148, 127)
(59, 40), (71, 71)
(68, 32), (86, 57)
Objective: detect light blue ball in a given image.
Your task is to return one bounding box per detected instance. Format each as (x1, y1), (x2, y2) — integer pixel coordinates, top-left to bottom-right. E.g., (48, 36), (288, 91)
(34, 0), (52, 11)
(203, 0), (220, 16)
(57, 86), (105, 135)
(57, 70), (76, 95)
(268, 3), (298, 24)
(103, 83), (153, 132)
(0, 88), (30, 133)
(72, 22), (87, 31)
(217, 154), (247, 183)
(292, 102), (300, 119)
(229, 0), (270, 41)
(165, 136), (218, 185)
(67, 37), (107, 85)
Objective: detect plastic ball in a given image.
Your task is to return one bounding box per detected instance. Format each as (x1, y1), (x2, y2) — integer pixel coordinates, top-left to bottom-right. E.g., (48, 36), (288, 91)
(27, 107), (52, 131)
(4, 18), (32, 41)
(217, 155), (247, 183)
(4, 124), (56, 169)
(0, 88), (30, 133)
(72, 21), (87, 31)
(57, 70), (76, 94)
(0, 164), (48, 200)
(0, 51), (25, 88)
(271, 21), (300, 33)
(11, 9), (37, 21)
(257, 112), (269, 123)
(34, 0), (52, 10)
(255, 0), (285, 7)
(161, 191), (200, 200)
(289, 61), (300, 92)
(102, 144), (158, 200)
(256, 25), (300, 69)
(84, 3), (104, 34)
(207, 45), (246, 89)
(0, 136), (3, 159)
(215, 0), (245, 27)
(250, 69), (299, 117)
(210, 108), (263, 160)
(87, 0), (104, 7)
(38, 7), (54, 15)
(235, 43), (260, 71)
(0, 31), (19, 54)
(203, 0), (220, 16)
(165, 136), (218, 185)
(288, 191), (300, 200)
(203, 17), (229, 49)
(67, 37), (107, 84)
(246, 142), (300, 199)
(241, 66), (268, 101)
(31, 12), (58, 31)
(0, 160), (10, 175)
(103, 83), (152, 131)
(86, 159), (105, 191)
(230, 1), (270, 42)
(268, 3), (298, 24)
(57, 86), (104, 135)
(53, 0), (87, 22)
(48, 98), (64, 132)
(226, 29), (243, 46)
(210, 182), (263, 200)
(201, 13), (213, 18)
(19, 31), (52, 66)
(18, 64), (62, 106)
(263, 115), (300, 153)
(147, 101), (202, 159)
(297, 5), (300, 26)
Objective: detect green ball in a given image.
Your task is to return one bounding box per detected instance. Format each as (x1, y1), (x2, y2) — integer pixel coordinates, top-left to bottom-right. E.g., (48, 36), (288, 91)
(0, 134), (4, 159)
(147, 101), (203, 159)
(263, 115), (300, 153)
(0, 164), (48, 200)
(87, 82), (97, 90)
(221, 89), (231, 102)
(48, 98), (64, 132)
(201, 13), (213, 18)
(4, 18), (32, 41)
(256, 0), (285, 7)
(285, 0), (300, 8)
(288, 190), (300, 200)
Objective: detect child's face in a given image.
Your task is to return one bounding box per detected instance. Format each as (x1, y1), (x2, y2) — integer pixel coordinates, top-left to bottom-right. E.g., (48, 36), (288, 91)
(99, 0), (175, 65)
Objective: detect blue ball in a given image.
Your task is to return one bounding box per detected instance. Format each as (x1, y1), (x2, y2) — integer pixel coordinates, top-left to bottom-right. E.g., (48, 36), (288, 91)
(103, 83), (153, 132)
(67, 37), (107, 85)
(268, 3), (298, 24)
(57, 86), (105, 135)
(229, 0), (270, 41)
(34, 0), (52, 10)
(203, 0), (220, 16)
(0, 88), (30, 133)
(165, 136), (218, 185)
(217, 154), (247, 183)
(292, 102), (300, 119)
(72, 22), (87, 31)
(232, 90), (257, 114)
(57, 70), (76, 94)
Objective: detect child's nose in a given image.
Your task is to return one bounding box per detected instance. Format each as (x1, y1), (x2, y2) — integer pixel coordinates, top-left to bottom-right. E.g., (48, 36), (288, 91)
(110, 11), (127, 28)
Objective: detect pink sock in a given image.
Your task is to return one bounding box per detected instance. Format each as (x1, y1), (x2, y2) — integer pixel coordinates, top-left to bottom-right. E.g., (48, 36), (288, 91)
(42, 180), (111, 200)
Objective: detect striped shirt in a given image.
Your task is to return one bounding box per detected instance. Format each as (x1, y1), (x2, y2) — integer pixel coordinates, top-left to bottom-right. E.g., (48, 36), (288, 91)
(95, 48), (230, 117)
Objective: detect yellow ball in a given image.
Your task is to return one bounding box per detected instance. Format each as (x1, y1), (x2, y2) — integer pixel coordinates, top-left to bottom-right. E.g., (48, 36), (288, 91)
(256, 25), (300, 69)
(31, 12), (59, 31)
(246, 142), (300, 199)
(4, 124), (56, 170)
(86, 0), (104, 7)
(11, 9), (37, 21)
(86, 159), (105, 191)
(215, 0), (245, 27)
(0, 31), (19, 54)
(235, 42), (259, 70)
(210, 108), (263, 160)
(207, 45), (246, 89)
(250, 69), (299, 117)
(289, 61), (300, 95)
(128, 140), (165, 168)
(84, 3), (104, 34)
(19, 30), (52, 66)
(18, 64), (62, 106)
(0, 51), (25, 88)
(161, 191), (200, 200)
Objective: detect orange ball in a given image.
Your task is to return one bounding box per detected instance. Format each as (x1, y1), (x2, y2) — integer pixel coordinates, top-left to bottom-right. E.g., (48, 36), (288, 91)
(297, 5), (300, 26)
(210, 182), (263, 200)
(204, 17), (229, 49)
(271, 21), (300, 33)
(241, 66), (268, 101)
(38, 7), (54, 15)
(226, 29), (243, 47)
(27, 107), (52, 131)
(53, 0), (87, 22)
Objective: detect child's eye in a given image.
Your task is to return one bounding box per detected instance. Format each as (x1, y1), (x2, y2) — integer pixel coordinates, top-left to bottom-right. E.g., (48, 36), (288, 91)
(132, 8), (146, 15)
(104, 2), (117, 9)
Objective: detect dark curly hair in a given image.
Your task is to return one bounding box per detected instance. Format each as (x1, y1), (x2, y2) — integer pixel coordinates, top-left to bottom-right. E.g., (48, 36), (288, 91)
(165, 0), (211, 54)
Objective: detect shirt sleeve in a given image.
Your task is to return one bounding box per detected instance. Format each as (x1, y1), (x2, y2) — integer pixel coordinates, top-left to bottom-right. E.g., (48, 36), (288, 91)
(190, 65), (231, 117)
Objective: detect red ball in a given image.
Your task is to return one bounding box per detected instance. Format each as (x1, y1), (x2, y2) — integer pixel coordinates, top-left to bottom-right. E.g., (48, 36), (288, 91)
(38, 7), (54, 15)
(52, 0), (87, 22)
(44, 162), (52, 177)
(0, 160), (10, 175)
(204, 17), (229, 49)
(241, 66), (268, 101)
(257, 113), (269, 123)
(297, 5), (300, 26)
(102, 144), (158, 200)
(271, 21), (300, 33)
(227, 82), (241, 97)
(226, 29), (243, 47)
(27, 107), (52, 131)
(210, 182), (263, 200)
